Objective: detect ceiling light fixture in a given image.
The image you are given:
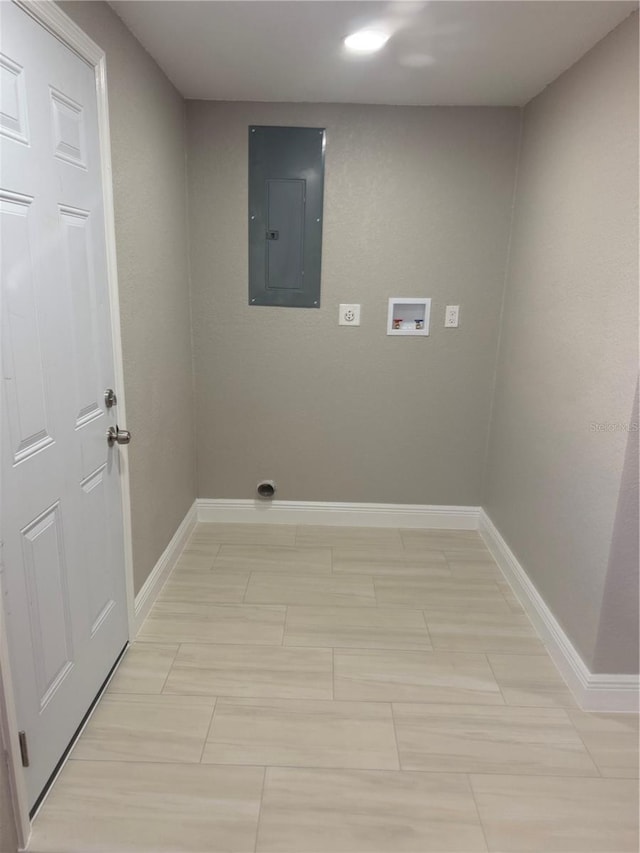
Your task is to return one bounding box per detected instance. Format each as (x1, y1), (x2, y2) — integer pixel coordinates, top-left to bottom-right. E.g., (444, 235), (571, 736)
(344, 29), (390, 54)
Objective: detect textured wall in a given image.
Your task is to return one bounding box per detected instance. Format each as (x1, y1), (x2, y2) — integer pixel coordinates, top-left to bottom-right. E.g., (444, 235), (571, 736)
(187, 102), (520, 505)
(592, 383), (639, 674)
(60, 2), (196, 593)
(483, 14), (639, 669)
(0, 719), (17, 853)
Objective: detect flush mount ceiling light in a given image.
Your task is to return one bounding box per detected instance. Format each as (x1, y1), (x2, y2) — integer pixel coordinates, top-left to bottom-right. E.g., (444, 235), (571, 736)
(344, 29), (390, 54)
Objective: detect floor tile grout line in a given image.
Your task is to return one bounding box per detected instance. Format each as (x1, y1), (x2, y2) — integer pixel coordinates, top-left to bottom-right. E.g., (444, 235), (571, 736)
(489, 570), (520, 610)
(241, 570), (252, 603)
(484, 652), (509, 707)
(208, 545), (224, 569)
(466, 772), (492, 852)
(64, 756), (622, 779)
(60, 757), (634, 779)
(419, 609), (434, 648)
(208, 691), (588, 709)
(388, 702), (403, 771)
(284, 642), (433, 651)
(105, 691), (219, 703)
(570, 729), (604, 779)
(561, 711), (605, 778)
(198, 697), (219, 764)
(96, 691), (529, 707)
(288, 643), (549, 656)
(158, 642), (182, 695)
(253, 766), (268, 853)
(242, 571), (255, 603)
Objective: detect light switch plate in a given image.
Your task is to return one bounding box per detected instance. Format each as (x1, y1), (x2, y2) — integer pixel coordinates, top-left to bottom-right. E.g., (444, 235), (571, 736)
(339, 304), (361, 326)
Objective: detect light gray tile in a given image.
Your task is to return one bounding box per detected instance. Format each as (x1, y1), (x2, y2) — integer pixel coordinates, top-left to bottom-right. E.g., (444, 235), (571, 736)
(137, 600), (285, 645)
(175, 544), (219, 569)
(245, 573), (376, 607)
(401, 529), (485, 552)
(470, 774), (639, 852)
(393, 704), (598, 775)
(446, 560), (504, 581)
(107, 643), (178, 695)
(296, 526), (403, 549)
(425, 610), (544, 654)
(190, 522), (297, 546)
(334, 649), (503, 704)
(214, 544), (332, 574)
(160, 569), (249, 604)
(257, 768), (487, 852)
(203, 698), (399, 770)
(375, 577), (511, 612)
(164, 643), (333, 699)
(568, 710), (639, 778)
(70, 694), (215, 764)
(496, 578), (525, 613)
(332, 547), (450, 577)
(284, 606), (432, 650)
(487, 653), (577, 707)
(29, 761), (264, 853)
(444, 549), (494, 563)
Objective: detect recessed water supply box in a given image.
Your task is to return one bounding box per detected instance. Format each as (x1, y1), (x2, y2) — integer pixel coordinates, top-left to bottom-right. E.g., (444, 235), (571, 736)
(387, 298), (431, 336)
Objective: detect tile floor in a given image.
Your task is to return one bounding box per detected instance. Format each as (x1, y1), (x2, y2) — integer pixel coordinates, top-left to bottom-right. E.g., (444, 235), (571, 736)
(29, 524), (639, 852)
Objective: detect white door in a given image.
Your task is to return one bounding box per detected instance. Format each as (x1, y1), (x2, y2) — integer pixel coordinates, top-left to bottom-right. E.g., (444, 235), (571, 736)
(1, 2), (129, 809)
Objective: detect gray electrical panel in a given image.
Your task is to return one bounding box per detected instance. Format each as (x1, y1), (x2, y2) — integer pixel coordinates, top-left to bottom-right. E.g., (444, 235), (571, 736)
(249, 125), (325, 308)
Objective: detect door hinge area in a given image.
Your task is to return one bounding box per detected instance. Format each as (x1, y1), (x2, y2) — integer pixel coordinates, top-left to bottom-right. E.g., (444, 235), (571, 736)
(18, 731), (29, 767)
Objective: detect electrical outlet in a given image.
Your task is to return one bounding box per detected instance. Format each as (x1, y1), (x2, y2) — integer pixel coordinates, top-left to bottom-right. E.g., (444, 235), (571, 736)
(339, 304), (361, 326)
(445, 305), (460, 328)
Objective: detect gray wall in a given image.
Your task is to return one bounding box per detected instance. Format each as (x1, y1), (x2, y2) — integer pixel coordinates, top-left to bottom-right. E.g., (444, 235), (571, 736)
(187, 102), (520, 505)
(0, 724), (17, 853)
(0, 654), (17, 853)
(60, 2), (197, 594)
(483, 14), (639, 670)
(593, 384), (639, 674)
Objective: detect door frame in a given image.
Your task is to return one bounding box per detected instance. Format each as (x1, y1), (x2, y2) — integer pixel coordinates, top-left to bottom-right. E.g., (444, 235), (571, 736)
(0, 2), (135, 846)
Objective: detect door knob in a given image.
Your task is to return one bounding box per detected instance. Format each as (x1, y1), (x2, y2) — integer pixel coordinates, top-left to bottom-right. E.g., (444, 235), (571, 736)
(106, 425), (131, 446)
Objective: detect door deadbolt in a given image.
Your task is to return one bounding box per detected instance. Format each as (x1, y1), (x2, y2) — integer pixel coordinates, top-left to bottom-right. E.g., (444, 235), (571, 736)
(104, 388), (117, 408)
(107, 425), (131, 446)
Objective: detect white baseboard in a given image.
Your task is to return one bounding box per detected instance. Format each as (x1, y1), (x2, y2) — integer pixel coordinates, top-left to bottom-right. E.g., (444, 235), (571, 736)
(197, 499), (480, 530)
(133, 501), (197, 635)
(479, 510), (639, 713)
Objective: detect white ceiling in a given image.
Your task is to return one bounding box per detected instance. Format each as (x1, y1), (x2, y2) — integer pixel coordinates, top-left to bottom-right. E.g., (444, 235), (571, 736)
(109, 1), (637, 106)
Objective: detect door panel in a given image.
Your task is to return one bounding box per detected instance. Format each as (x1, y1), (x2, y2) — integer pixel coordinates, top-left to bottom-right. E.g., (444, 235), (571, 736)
(80, 464), (116, 637)
(0, 53), (29, 144)
(21, 503), (74, 711)
(0, 191), (54, 464)
(59, 205), (103, 429)
(50, 88), (87, 170)
(1, 2), (129, 808)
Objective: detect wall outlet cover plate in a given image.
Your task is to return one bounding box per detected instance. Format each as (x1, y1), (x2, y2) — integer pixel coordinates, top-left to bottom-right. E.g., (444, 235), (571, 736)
(339, 304), (361, 326)
(445, 305), (460, 327)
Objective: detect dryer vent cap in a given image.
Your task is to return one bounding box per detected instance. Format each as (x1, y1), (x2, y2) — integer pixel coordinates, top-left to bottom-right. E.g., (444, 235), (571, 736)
(257, 480), (276, 499)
